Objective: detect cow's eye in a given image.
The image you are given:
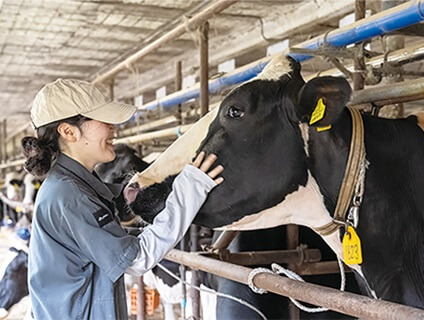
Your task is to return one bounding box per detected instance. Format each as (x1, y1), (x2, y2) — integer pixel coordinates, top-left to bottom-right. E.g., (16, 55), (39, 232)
(227, 106), (244, 118)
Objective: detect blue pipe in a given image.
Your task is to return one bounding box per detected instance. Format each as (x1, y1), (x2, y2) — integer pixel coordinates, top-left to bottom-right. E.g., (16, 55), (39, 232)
(141, 0), (424, 111)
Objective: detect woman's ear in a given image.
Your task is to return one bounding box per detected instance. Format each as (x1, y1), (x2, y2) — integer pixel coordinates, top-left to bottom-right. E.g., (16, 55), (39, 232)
(296, 76), (352, 129)
(57, 122), (80, 143)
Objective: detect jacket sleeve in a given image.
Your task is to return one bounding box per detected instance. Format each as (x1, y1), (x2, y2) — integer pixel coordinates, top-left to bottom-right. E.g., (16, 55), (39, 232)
(126, 164), (216, 276)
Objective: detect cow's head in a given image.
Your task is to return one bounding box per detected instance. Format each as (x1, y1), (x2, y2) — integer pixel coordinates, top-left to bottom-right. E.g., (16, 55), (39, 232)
(125, 55), (351, 230)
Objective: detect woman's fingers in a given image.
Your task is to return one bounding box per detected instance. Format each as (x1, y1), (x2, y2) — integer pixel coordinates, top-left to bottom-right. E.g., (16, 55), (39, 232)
(207, 165), (224, 179)
(192, 152), (224, 185)
(214, 176), (224, 185)
(200, 153), (217, 172)
(192, 151), (205, 168)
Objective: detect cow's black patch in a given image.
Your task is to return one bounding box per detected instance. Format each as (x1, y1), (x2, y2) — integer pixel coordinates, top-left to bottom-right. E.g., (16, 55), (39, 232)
(93, 209), (113, 228)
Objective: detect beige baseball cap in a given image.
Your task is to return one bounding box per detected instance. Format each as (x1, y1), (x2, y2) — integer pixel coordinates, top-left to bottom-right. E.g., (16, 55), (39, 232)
(30, 78), (137, 129)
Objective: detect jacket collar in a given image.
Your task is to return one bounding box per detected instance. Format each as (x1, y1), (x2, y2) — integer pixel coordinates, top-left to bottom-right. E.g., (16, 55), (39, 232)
(55, 152), (122, 201)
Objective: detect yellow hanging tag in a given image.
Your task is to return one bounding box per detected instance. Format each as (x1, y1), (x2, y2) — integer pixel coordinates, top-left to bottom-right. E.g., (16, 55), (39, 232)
(342, 226), (363, 265)
(317, 125), (332, 132)
(35, 182), (41, 190)
(309, 98), (326, 125)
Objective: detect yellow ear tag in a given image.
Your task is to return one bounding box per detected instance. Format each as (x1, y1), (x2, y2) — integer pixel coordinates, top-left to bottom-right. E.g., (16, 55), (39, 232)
(35, 182), (41, 190)
(16, 206), (23, 213)
(317, 125), (332, 132)
(342, 226), (363, 265)
(309, 98), (326, 125)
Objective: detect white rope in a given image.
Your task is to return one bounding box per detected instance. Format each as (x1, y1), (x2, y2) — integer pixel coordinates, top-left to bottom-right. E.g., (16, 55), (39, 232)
(248, 258), (346, 314)
(156, 263), (268, 320)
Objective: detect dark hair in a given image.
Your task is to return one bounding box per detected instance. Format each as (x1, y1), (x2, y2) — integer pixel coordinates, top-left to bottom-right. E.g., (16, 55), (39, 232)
(21, 115), (90, 177)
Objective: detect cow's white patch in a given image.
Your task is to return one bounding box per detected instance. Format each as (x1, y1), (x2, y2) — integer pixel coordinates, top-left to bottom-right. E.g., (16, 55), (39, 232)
(0, 249), (19, 280)
(129, 107), (219, 188)
(299, 123), (310, 157)
(0, 308), (9, 318)
(218, 173), (368, 275)
(256, 54), (292, 81)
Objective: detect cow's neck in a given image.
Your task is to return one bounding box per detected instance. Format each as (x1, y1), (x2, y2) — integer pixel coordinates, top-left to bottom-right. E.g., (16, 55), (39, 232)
(297, 113), (365, 273)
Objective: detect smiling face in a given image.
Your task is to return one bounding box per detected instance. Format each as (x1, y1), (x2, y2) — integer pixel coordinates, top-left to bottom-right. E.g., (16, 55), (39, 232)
(60, 119), (117, 171)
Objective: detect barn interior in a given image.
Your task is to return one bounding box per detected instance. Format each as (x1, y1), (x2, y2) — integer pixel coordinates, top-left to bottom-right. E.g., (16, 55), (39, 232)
(1, 0), (424, 319)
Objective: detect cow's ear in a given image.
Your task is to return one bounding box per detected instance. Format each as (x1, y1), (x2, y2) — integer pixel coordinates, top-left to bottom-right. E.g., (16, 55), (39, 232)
(296, 76), (351, 127)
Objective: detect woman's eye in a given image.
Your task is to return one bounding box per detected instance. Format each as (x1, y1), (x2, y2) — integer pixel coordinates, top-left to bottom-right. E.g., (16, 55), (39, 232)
(227, 106), (244, 118)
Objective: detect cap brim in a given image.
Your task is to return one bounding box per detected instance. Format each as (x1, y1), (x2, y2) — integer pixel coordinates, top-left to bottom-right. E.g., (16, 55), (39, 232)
(82, 101), (136, 124)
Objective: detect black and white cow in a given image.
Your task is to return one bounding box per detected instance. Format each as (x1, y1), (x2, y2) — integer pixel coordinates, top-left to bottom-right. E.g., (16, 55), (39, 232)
(0, 248), (28, 319)
(125, 55), (424, 309)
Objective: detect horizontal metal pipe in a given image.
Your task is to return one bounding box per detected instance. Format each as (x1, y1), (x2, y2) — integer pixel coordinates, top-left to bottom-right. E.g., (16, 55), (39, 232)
(295, 261), (350, 276)
(209, 230), (240, 251)
(203, 249), (322, 266)
(166, 249), (424, 320)
(307, 40), (424, 79)
(114, 124), (193, 145)
(350, 77), (424, 106)
(0, 158), (25, 170)
(92, 0), (238, 84)
(119, 115), (180, 137)
(140, 0), (424, 111)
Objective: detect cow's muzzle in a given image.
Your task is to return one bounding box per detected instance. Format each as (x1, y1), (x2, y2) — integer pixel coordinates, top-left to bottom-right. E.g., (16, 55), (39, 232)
(123, 182), (140, 204)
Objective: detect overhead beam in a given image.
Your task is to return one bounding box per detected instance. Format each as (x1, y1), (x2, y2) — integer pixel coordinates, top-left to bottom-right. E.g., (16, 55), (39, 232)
(114, 0), (355, 100)
(92, 0), (238, 84)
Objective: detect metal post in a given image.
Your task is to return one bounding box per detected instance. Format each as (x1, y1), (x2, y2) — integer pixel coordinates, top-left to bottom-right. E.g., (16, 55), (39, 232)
(109, 79), (115, 100)
(379, 0), (405, 118)
(179, 232), (189, 319)
(0, 121), (3, 177)
(189, 225), (200, 319)
(286, 224), (300, 319)
(175, 61), (183, 125)
(199, 22), (209, 117)
(12, 136), (17, 160)
(3, 120), (7, 168)
(353, 0), (366, 91)
(166, 249), (424, 320)
(137, 276), (145, 320)
(0, 121), (3, 162)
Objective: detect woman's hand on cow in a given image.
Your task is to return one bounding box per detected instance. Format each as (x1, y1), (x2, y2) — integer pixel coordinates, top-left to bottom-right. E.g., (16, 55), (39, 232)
(192, 151), (224, 185)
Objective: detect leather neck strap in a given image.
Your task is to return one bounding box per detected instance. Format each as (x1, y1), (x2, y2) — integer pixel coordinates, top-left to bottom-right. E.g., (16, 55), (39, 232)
(314, 107), (365, 236)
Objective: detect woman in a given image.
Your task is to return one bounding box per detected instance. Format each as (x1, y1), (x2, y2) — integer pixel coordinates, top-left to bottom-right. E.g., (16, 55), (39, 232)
(22, 78), (223, 320)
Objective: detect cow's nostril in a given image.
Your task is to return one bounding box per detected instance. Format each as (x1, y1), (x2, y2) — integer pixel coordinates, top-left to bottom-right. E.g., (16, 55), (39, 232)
(128, 182), (140, 189)
(123, 184), (140, 204)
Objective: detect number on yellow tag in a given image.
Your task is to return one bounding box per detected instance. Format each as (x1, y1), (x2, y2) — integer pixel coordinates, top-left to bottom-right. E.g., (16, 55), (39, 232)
(309, 98), (326, 125)
(342, 226), (363, 265)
